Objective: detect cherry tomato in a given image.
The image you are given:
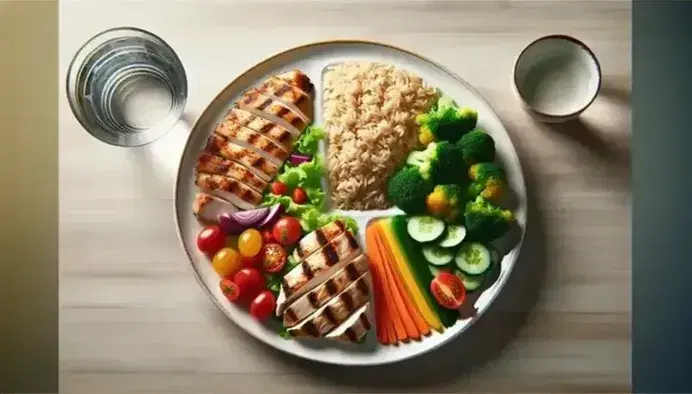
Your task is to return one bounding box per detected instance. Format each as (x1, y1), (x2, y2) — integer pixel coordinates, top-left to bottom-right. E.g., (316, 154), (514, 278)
(260, 228), (275, 244)
(238, 228), (263, 257)
(292, 187), (308, 204)
(219, 278), (240, 302)
(272, 217), (302, 246)
(430, 272), (466, 310)
(270, 181), (288, 196)
(249, 290), (276, 321)
(262, 243), (288, 273)
(242, 250), (264, 268)
(197, 225), (226, 256)
(233, 267), (265, 301)
(211, 247), (243, 277)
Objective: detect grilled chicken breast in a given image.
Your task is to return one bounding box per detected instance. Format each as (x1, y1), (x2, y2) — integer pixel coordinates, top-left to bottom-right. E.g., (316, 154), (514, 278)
(214, 120), (290, 164)
(291, 220), (347, 264)
(283, 254), (370, 327)
(326, 303), (371, 343)
(237, 89), (308, 137)
(287, 274), (370, 338)
(275, 70), (315, 97)
(277, 230), (361, 313)
(257, 77), (314, 123)
(192, 192), (238, 222)
(225, 108), (295, 149)
(196, 153), (268, 193)
(204, 133), (279, 181)
(195, 173), (263, 210)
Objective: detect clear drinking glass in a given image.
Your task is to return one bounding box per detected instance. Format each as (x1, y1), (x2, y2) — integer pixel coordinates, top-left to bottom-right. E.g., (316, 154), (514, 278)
(66, 27), (188, 147)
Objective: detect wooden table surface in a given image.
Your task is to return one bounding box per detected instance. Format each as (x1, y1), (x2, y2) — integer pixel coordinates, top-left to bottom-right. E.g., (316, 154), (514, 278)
(59, 1), (631, 393)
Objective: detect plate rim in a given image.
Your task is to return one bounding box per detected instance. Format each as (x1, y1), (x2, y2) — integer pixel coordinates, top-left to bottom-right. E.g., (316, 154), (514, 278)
(173, 39), (529, 366)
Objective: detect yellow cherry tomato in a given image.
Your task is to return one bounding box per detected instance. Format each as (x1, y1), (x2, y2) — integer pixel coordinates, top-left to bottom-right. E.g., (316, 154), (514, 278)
(238, 229), (263, 257)
(212, 247), (243, 277)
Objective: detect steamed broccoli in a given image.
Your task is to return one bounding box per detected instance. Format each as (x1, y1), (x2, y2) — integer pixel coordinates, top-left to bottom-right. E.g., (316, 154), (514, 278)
(406, 141), (467, 185)
(425, 184), (465, 223)
(387, 166), (435, 214)
(464, 196), (514, 241)
(458, 129), (496, 164)
(416, 104), (478, 145)
(467, 162), (507, 203)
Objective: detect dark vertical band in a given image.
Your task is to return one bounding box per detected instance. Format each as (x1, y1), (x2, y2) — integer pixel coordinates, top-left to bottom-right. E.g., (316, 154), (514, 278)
(633, 1), (692, 393)
(0, 1), (59, 393)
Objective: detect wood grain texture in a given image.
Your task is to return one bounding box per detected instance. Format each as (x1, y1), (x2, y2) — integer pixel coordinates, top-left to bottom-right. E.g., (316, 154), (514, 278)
(59, 0), (631, 393)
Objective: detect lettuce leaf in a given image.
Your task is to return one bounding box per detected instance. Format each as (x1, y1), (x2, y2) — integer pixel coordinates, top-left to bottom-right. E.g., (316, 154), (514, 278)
(298, 209), (358, 234)
(294, 125), (326, 155)
(276, 154), (325, 190)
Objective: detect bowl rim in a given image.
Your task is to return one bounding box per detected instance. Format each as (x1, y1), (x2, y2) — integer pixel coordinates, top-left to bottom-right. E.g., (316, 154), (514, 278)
(512, 34), (602, 119)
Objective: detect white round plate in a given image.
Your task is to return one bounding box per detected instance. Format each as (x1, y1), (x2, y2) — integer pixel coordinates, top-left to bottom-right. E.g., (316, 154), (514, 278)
(175, 40), (527, 366)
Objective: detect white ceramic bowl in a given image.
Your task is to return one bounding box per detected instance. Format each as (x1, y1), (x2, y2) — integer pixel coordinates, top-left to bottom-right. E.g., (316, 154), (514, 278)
(513, 35), (601, 122)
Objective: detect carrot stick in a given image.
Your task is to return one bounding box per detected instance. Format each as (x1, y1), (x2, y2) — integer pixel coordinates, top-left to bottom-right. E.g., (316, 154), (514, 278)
(375, 223), (431, 337)
(365, 225), (389, 345)
(372, 233), (410, 344)
(373, 226), (422, 341)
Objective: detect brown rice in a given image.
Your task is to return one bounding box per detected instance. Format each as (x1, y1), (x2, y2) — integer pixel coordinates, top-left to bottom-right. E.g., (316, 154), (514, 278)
(323, 62), (439, 210)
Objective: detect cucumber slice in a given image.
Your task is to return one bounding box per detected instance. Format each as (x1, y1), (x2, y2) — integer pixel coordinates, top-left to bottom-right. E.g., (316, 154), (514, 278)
(407, 216), (446, 243)
(454, 270), (484, 292)
(437, 225), (467, 248)
(455, 242), (492, 275)
(422, 245), (455, 266)
(428, 264), (452, 277)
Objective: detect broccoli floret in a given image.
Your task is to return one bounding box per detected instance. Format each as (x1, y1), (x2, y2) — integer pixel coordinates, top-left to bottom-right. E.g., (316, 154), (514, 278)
(406, 141), (467, 185)
(387, 166), (434, 214)
(425, 184), (465, 223)
(458, 129), (496, 164)
(467, 162), (507, 203)
(464, 196), (514, 241)
(416, 105), (478, 145)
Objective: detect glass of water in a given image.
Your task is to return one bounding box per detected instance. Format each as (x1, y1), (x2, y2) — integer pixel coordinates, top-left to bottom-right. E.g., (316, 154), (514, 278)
(66, 27), (188, 147)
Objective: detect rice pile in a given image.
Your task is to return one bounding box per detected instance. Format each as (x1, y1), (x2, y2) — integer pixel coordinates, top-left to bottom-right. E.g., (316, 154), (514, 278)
(323, 62), (439, 210)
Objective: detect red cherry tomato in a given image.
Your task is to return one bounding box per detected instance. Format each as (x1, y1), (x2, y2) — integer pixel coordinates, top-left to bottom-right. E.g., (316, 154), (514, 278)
(233, 268), (265, 301)
(272, 217), (302, 246)
(219, 278), (240, 302)
(292, 187), (308, 204)
(197, 225), (226, 256)
(250, 290), (276, 321)
(260, 228), (275, 244)
(242, 250), (264, 268)
(270, 181), (288, 196)
(430, 272), (466, 310)
(262, 243), (288, 273)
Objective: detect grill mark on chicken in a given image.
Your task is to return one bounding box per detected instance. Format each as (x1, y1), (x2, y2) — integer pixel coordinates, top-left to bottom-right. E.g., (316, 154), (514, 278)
(359, 313), (371, 331)
(340, 291), (355, 312)
(323, 243), (340, 267)
(303, 321), (319, 337)
(322, 305), (337, 326)
(226, 109), (293, 146)
(196, 173), (261, 205)
(307, 292), (319, 308)
(203, 134), (276, 179)
(240, 90), (304, 130)
(285, 308), (298, 323)
(344, 263), (360, 282)
(343, 328), (358, 342)
(314, 229), (328, 250)
(196, 153), (267, 192)
(301, 260), (314, 282)
(345, 231), (359, 252)
(281, 278), (290, 296)
(355, 278), (370, 297)
(324, 278), (338, 297)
